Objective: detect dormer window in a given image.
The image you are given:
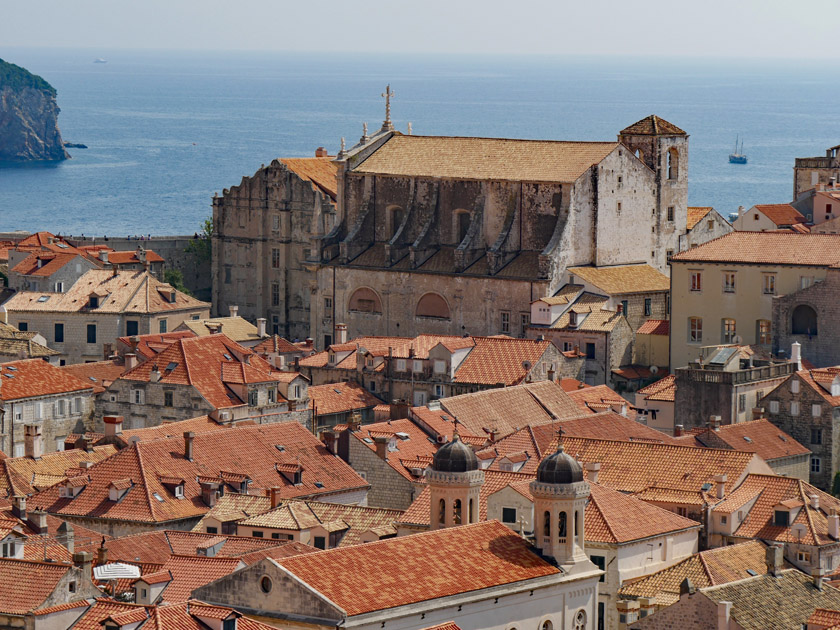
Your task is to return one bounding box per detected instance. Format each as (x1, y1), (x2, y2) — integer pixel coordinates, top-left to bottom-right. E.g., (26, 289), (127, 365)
(569, 311), (578, 327)
(108, 478), (132, 502)
(774, 510), (790, 526)
(169, 291), (176, 303)
(89, 296), (99, 309)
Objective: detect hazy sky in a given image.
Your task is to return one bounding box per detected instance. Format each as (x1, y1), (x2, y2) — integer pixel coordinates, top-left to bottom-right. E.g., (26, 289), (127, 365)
(2, 0), (836, 58)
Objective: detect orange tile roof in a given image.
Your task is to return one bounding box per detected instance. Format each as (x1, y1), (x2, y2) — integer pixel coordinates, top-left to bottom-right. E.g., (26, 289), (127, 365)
(253, 335), (303, 356)
(309, 381), (383, 416)
(119, 334), (283, 409)
(637, 319), (670, 335)
(10, 252), (79, 277)
(477, 426), (541, 474)
(279, 157), (339, 201)
(29, 422), (368, 524)
(637, 374), (676, 402)
(567, 264), (670, 295)
(686, 207), (713, 230)
(620, 115), (686, 136)
(810, 609), (840, 628)
(796, 368), (840, 406)
(753, 203), (805, 226)
(714, 474), (840, 546)
(618, 540), (786, 606)
(420, 623), (462, 630)
(0, 558), (78, 615)
(567, 384), (627, 413)
(117, 330), (197, 361)
(689, 419), (810, 462)
(452, 337), (554, 386)
(144, 555), (244, 604)
(671, 232), (840, 265)
(278, 520), (560, 615)
(0, 359), (93, 401)
(120, 415), (233, 442)
(531, 412), (677, 449)
(60, 359), (126, 394)
(354, 135), (619, 183)
(105, 249), (164, 264)
(0, 445), (118, 498)
(558, 378), (589, 392)
(349, 418), (439, 481)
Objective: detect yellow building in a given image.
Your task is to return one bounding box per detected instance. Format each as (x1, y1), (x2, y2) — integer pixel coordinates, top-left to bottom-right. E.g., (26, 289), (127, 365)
(669, 232), (840, 368)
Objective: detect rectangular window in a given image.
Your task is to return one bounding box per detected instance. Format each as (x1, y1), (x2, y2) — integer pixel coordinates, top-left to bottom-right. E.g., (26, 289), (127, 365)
(591, 554), (606, 582)
(812, 457), (822, 474)
(763, 274), (776, 295)
(563, 342), (573, 352)
(13, 444), (24, 458)
(206, 526), (218, 534)
(224, 267), (232, 284)
(723, 272), (736, 293)
(798, 550), (812, 563)
(792, 379), (800, 394)
(73, 397), (82, 414)
(86, 324), (97, 344)
(126, 320), (139, 336)
(690, 271), (702, 292)
(757, 320), (771, 345)
(791, 401), (800, 416)
(252, 530), (264, 538)
(55, 282), (65, 292)
(721, 318), (736, 344)
(314, 536), (326, 550)
(644, 298), (651, 316)
(620, 300), (628, 315)
(812, 428), (823, 444)
(738, 394), (746, 413)
(271, 248), (280, 269)
(248, 390), (258, 407)
(267, 388), (276, 404)
(774, 510), (789, 526)
(54, 323), (64, 343)
(55, 438), (65, 452)
(813, 404), (823, 417)
(721, 515), (727, 524)
(157, 319), (167, 334)
(133, 389), (145, 404)
(413, 360), (423, 373)
(769, 400), (780, 414)
(502, 507), (517, 523)
(667, 206), (675, 222)
(396, 359), (406, 372)
(56, 399), (66, 416)
(17, 322), (28, 332)
(585, 343), (596, 360)
(271, 283), (280, 307)
(368, 380), (376, 392)
(164, 391), (174, 407)
(500, 311), (510, 334)
(434, 384), (444, 397)
(324, 297), (332, 319)
(272, 214), (280, 230)
(520, 312), (530, 336)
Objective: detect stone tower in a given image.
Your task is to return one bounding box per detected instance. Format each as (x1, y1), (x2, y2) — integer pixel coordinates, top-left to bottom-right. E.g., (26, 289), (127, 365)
(530, 440), (590, 566)
(428, 433), (484, 530)
(618, 115), (689, 255)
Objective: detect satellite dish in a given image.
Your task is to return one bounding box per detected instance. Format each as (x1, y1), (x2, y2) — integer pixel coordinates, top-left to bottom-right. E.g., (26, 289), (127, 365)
(649, 365), (659, 375)
(522, 360), (532, 370)
(791, 523), (807, 541)
(732, 335), (743, 344)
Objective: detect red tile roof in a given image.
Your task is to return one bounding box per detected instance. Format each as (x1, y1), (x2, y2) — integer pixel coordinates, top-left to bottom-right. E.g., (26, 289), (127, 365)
(253, 335), (303, 356)
(686, 207), (714, 230)
(0, 558), (77, 615)
(277, 520), (560, 616)
(279, 157), (339, 201)
(117, 331), (196, 361)
(637, 374), (676, 402)
(452, 337), (554, 386)
(671, 232), (840, 265)
(105, 249), (165, 264)
(60, 360), (126, 394)
(685, 419), (810, 462)
(530, 412), (677, 449)
(10, 252), (79, 277)
(567, 384), (627, 413)
(29, 422), (369, 524)
(753, 204), (805, 227)
(349, 418), (439, 481)
(309, 381), (383, 416)
(637, 319), (670, 335)
(146, 555), (243, 603)
(0, 359), (93, 401)
(0, 445), (118, 498)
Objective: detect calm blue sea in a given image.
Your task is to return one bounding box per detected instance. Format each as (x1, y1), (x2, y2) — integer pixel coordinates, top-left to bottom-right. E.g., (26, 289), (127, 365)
(2, 48), (840, 235)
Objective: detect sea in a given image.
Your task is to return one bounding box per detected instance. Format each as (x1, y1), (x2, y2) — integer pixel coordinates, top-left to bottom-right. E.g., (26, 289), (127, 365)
(2, 48), (840, 236)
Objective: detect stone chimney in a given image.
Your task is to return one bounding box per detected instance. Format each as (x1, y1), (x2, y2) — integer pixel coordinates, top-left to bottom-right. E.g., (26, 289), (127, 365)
(638, 597), (656, 619)
(791, 342), (802, 370)
(810, 493), (820, 510)
(136, 248), (146, 264)
(829, 509), (840, 540)
(58, 521), (74, 554)
(674, 424), (684, 437)
(766, 544), (783, 576)
(709, 415), (721, 430)
(585, 462), (601, 484)
(72, 551), (93, 575)
(24, 425), (42, 460)
(716, 601), (733, 629)
(99, 250), (109, 263)
(315, 147), (328, 157)
(96, 538), (108, 565)
(373, 436), (388, 461)
(347, 412), (362, 432)
(813, 568), (826, 591)
(751, 407), (765, 420)
(150, 363), (161, 383)
(229, 305), (239, 318)
(616, 600), (639, 627)
(103, 415), (124, 437)
(322, 430), (337, 454)
(257, 318), (267, 338)
(200, 482), (219, 507)
(334, 323), (348, 344)
(11, 496), (26, 521)
(715, 474), (727, 499)
(270, 486), (283, 509)
(184, 431), (195, 461)
(28, 510), (47, 535)
(738, 205), (745, 217)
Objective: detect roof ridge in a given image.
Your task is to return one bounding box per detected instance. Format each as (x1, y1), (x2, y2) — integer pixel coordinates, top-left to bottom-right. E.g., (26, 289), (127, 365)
(800, 478), (820, 543)
(133, 443), (160, 522)
(698, 550), (715, 583)
(588, 491), (619, 542)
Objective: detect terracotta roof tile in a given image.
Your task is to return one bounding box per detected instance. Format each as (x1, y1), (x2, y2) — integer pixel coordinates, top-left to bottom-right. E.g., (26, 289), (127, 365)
(117, 331), (197, 361)
(690, 419), (810, 462)
(0, 445), (118, 498)
(60, 360), (126, 394)
(671, 232), (840, 265)
(753, 203), (805, 226)
(620, 115), (686, 136)
(452, 337), (554, 386)
(637, 319), (670, 335)
(177, 317), (261, 343)
(566, 384), (627, 413)
(530, 412), (677, 450)
(277, 520), (560, 615)
(10, 252), (79, 277)
(0, 359), (93, 401)
(354, 135), (619, 183)
(279, 157), (338, 200)
(309, 381), (383, 416)
(0, 558), (77, 615)
(686, 207), (714, 230)
(348, 418), (439, 481)
(103, 249), (164, 264)
(637, 374), (676, 402)
(253, 335), (303, 356)
(567, 264), (670, 295)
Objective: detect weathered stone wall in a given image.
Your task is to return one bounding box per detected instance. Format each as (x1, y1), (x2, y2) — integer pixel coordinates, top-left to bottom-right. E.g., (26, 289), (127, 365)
(3, 391), (93, 456)
(682, 210), (732, 251)
(345, 433), (418, 510)
(794, 154), (840, 199)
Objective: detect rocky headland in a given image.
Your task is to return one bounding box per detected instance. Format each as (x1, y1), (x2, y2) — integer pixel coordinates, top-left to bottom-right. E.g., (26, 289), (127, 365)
(0, 58), (69, 162)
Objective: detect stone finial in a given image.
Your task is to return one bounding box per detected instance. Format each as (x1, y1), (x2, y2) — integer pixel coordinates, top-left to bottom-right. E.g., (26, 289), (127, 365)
(380, 84), (395, 132)
(337, 137), (347, 159)
(360, 122), (369, 144)
(407, 122), (412, 135)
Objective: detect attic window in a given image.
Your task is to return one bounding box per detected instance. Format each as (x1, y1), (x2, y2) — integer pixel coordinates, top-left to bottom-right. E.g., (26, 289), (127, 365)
(89, 296), (99, 309)
(774, 510), (790, 526)
(5, 366), (17, 371)
(153, 492), (165, 502)
(223, 353), (232, 361)
(314, 482), (324, 488)
(363, 438), (374, 444)
(333, 388), (342, 395)
(275, 445), (285, 452)
(3, 374), (14, 379)
(743, 436), (752, 443)
(165, 362), (178, 372)
(37, 296), (50, 303)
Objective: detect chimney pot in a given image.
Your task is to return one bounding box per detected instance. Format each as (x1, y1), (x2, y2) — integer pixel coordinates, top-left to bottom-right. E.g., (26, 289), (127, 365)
(184, 431), (195, 461)
(230, 305), (239, 318)
(717, 601), (733, 628)
(270, 486), (283, 509)
(709, 415), (721, 430)
(585, 462), (601, 484)
(674, 424), (684, 437)
(766, 544), (783, 576)
(96, 538), (108, 565)
(257, 318), (267, 338)
(315, 147), (328, 158)
(11, 496), (26, 521)
(24, 424), (43, 460)
(28, 510), (47, 535)
(150, 363), (161, 383)
(335, 323), (348, 344)
(751, 407), (765, 420)
(829, 510), (839, 540)
(373, 436), (388, 461)
(72, 551), (93, 574)
(810, 493), (820, 510)
(791, 342), (802, 370)
(103, 415), (124, 437)
(714, 474), (727, 499)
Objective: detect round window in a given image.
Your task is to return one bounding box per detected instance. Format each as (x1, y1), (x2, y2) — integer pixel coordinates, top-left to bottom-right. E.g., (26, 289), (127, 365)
(260, 576), (273, 593)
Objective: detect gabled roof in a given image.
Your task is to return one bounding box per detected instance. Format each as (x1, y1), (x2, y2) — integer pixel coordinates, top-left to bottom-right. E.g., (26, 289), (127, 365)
(620, 115), (686, 136)
(2, 269), (209, 314)
(353, 134), (619, 183)
(0, 558), (77, 615)
(348, 418), (439, 482)
(637, 319), (670, 335)
(637, 374), (676, 402)
(618, 540), (788, 607)
(567, 384), (627, 413)
(0, 323), (58, 359)
(279, 157), (339, 200)
(177, 317), (260, 343)
(10, 252), (79, 277)
(670, 232), (840, 265)
(102, 249), (164, 265)
(0, 444), (118, 498)
(117, 330), (197, 361)
(752, 203), (806, 227)
(141, 555), (244, 604)
(452, 337), (554, 386)
(60, 360), (126, 394)
(682, 419), (810, 462)
(309, 381), (383, 416)
(567, 264), (670, 295)
(797, 368), (840, 406)
(28, 422), (369, 524)
(0, 359), (93, 401)
(530, 412), (677, 449)
(253, 335), (304, 356)
(686, 207), (714, 230)
(276, 520), (560, 616)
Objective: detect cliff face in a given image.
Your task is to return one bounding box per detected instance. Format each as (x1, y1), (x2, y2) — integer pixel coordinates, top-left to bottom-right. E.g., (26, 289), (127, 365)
(0, 59), (69, 162)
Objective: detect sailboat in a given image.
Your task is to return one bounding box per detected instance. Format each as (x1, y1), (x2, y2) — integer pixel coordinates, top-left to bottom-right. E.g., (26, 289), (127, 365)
(729, 136), (747, 164)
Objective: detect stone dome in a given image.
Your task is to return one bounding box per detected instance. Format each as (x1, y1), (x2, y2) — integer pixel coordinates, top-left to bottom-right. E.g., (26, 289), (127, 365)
(536, 444), (584, 484)
(432, 434), (478, 473)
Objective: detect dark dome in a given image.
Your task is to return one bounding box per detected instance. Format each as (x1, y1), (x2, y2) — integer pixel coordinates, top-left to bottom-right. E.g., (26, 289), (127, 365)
(537, 445), (584, 484)
(432, 434), (478, 473)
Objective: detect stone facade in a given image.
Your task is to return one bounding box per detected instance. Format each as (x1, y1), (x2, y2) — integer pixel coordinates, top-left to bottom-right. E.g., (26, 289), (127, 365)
(212, 157), (337, 340)
(2, 392), (94, 457)
(679, 208), (732, 251)
(794, 145), (840, 199)
(6, 253), (97, 293)
(773, 268), (840, 368)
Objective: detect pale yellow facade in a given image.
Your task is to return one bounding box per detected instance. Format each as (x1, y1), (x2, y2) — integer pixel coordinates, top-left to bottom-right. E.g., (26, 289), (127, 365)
(670, 261), (828, 368)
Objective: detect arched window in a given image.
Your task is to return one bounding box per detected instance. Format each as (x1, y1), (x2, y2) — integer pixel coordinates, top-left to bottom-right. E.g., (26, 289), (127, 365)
(390, 206), (404, 239)
(469, 498), (475, 523)
(348, 287), (382, 314)
(416, 293), (451, 319)
(635, 148), (644, 161)
(542, 621), (553, 630)
(453, 499), (462, 525)
(792, 304), (818, 335)
(543, 510), (551, 537)
(574, 610), (586, 630)
(667, 148), (679, 180)
(438, 499), (446, 525)
(558, 511), (567, 540)
(457, 211), (471, 243)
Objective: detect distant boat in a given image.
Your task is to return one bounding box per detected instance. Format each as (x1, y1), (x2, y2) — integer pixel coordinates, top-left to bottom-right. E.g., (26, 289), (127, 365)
(93, 58), (107, 64)
(729, 136), (747, 164)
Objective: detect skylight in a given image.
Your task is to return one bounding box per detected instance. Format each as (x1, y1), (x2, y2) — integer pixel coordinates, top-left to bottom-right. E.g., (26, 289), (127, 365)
(333, 388), (341, 394)
(743, 436), (753, 443)
(56, 242), (68, 248)
(3, 374), (14, 379)
(223, 353), (232, 360)
(152, 492), (164, 502)
(37, 296), (50, 303)
(166, 362), (178, 371)
(6, 366), (17, 371)
(314, 482), (324, 488)
(275, 445), (285, 452)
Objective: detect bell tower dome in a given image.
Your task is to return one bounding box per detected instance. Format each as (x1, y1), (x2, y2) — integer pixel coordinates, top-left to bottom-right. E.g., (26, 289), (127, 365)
(428, 432), (484, 530)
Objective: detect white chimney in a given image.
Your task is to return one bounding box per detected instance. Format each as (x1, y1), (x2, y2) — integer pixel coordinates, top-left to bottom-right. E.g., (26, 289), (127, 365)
(715, 474), (727, 499)
(335, 323), (348, 344)
(791, 342), (802, 370)
(104, 415), (124, 437)
(810, 493), (820, 510)
(99, 250), (109, 263)
(738, 205), (745, 217)
(585, 462), (601, 484)
(716, 601), (732, 630)
(229, 305), (239, 318)
(150, 364), (161, 383)
(257, 318), (267, 338)
(124, 353), (138, 370)
(24, 425), (42, 460)
(829, 510), (840, 540)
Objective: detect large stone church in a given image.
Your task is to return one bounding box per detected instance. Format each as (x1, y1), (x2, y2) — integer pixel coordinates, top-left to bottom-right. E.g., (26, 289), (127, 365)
(212, 108), (688, 348)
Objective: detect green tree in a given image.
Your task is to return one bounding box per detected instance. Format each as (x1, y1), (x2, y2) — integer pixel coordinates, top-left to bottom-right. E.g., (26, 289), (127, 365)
(186, 217), (213, 263)
(832, 471), (840, 498)
(164, 269), (191, 296)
